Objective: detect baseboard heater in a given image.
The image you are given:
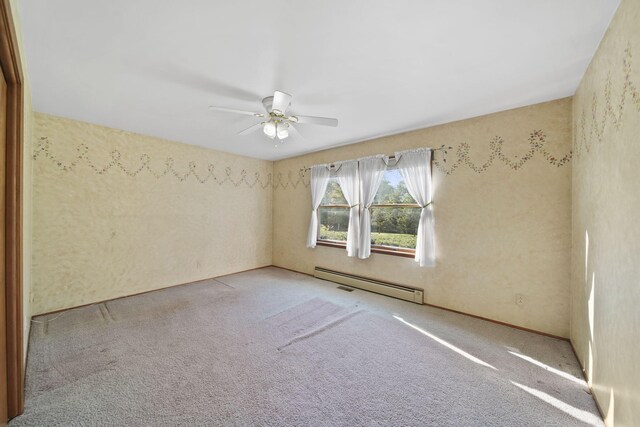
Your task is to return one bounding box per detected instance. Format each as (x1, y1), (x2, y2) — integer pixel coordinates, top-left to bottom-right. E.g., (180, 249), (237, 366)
(314, 267), (423, 304)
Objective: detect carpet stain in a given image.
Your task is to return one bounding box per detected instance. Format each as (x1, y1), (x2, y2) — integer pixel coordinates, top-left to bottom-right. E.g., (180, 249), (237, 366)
(38, 344), (119, 394)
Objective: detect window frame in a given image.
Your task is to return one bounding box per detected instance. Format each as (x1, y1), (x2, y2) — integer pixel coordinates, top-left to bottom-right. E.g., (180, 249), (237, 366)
(316, 170), (420, 258)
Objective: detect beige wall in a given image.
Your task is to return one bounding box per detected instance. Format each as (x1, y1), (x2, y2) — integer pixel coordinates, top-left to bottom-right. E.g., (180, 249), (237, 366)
(32, 113), (273, 314)
(571, 0), (640, 425)
(273, 98), (573, 338)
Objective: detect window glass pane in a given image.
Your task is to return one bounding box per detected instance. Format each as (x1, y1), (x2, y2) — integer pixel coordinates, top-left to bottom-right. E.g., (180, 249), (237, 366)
(373, 168), (415, 204)
(321, 178), (347, 205)
(370, 206), (420, 249)
(319, 207), (349, 242)
(369, 167), (420, 250)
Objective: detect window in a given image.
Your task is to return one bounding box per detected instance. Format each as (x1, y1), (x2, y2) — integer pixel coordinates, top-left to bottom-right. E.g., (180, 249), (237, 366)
(317, 167), (420, 256)
(318, 178), (349, 244)
(369, 168), (420, 253)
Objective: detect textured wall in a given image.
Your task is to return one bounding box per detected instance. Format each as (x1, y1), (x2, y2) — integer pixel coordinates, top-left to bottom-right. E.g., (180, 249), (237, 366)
(32, 113), (273, 314)
(273, 98), (573, 338)
(571, 0), (640, 425)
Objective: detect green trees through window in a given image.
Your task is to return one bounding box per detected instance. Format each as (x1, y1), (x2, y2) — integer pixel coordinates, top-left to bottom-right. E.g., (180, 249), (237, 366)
(318, 168), (420, 250)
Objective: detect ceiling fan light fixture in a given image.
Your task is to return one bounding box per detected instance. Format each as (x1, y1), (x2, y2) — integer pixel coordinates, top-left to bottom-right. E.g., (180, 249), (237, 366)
(263, 121), (276, 138)
(276, 122), (289, 140)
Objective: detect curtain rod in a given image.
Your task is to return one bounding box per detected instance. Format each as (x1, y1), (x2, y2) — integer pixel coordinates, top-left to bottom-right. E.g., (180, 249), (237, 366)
(298, 145), (450, 173)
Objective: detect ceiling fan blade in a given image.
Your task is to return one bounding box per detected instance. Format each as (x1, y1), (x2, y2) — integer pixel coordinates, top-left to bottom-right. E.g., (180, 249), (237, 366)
(288, 125), (305, 139)
(209, 106), (265, 117)
(238, 122), (264, 136)
(272, 91), (292, 114)
(292, 115), (338, 127)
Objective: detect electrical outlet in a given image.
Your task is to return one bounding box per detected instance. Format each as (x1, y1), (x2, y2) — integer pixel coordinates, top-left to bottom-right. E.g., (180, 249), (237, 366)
(515, 294), (524, 306)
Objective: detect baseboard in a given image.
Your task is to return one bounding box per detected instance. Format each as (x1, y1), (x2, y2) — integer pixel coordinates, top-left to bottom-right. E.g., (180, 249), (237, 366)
(214, 265), (272, 279)
(569, 341), (607, 424)
(35, 264), (273, 317)
(270, 264), (568, 341)
(270, 264), (314, 277)
(421, 302), (568, 341)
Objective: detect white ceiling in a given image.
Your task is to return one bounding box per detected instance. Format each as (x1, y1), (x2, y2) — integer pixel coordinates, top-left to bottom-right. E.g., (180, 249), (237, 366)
(18, 0), (619, 161)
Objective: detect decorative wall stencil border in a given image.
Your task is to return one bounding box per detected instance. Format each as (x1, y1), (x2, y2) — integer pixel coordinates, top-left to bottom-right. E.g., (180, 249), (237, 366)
(272, 170), (310, 189)
(280, 129), (571, 188)
(432, 130), (571, 175)
(575, 45), (640, 157)
(34, 128), (570, 191)
(33, 137), (274, 189)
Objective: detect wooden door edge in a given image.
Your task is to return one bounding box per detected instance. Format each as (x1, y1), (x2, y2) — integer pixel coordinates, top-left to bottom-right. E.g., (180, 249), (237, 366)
(0, 0), (25, 419)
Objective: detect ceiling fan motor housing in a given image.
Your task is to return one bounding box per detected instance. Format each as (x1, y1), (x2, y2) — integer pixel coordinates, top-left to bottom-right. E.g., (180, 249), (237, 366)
(262, 96), (274, 113)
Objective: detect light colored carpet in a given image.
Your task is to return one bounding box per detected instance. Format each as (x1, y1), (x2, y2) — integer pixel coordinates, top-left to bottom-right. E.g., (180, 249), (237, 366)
(12, 267), (602, 426)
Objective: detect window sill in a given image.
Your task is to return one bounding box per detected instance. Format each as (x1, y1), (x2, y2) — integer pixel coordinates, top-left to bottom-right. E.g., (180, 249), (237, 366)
(315, 240), (416, 259)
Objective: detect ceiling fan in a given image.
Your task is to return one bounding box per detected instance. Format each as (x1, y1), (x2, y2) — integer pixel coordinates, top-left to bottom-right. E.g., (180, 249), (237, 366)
(208, 90), (338, 143)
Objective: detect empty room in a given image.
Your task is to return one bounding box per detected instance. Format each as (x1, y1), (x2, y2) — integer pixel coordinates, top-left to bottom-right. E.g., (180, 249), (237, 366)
(0, 0), (638, 425)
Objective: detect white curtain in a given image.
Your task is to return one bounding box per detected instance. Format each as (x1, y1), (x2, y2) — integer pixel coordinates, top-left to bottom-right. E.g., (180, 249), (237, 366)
(395, 148), (435, 267)
(358, 155), (388, 259)
(306, 164), (331, 248)
(335, 160), (360, 257)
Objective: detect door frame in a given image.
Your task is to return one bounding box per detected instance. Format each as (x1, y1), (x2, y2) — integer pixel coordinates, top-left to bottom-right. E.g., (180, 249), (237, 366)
(0, 0), (24, 418)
